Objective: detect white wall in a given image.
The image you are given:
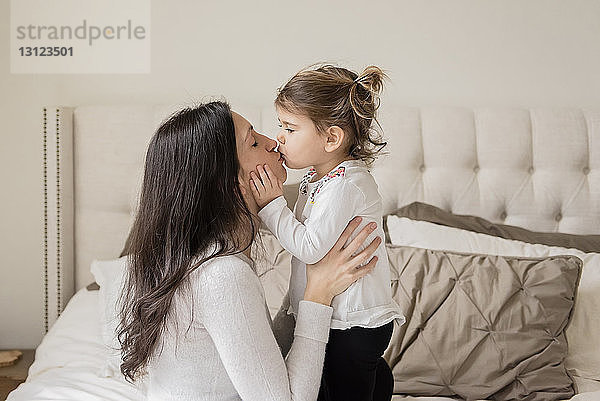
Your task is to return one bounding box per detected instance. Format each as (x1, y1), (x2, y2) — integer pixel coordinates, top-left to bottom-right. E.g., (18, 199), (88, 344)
(1, 0), (599, 349)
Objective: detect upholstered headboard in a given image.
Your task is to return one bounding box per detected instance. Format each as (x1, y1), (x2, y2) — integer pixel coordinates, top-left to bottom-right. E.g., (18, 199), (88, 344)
(42, 104), (600, 330)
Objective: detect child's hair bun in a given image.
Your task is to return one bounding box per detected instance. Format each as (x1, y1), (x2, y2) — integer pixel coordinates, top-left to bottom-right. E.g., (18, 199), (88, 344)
(349, 65), (388, 120)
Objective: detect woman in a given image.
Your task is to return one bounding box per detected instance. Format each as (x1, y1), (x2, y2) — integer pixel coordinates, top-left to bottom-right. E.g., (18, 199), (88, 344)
(117, 101), (382, 401)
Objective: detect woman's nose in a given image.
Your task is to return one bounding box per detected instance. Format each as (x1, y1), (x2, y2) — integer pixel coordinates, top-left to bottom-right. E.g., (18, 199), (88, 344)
(266, 136), (278, 151)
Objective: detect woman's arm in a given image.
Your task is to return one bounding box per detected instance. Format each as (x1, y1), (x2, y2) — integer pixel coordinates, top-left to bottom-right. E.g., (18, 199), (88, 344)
(198, 218), (379, 401)
(198, 257), (331, 401)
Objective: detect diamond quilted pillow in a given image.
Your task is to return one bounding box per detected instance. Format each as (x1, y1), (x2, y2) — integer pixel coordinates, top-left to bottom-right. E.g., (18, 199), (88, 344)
(384, 245), (582, 401)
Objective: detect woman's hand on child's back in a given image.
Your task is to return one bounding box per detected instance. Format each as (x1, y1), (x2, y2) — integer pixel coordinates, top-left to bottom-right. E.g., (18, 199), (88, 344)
(303, 217), (381, 306)
(249, 164), (284, 209)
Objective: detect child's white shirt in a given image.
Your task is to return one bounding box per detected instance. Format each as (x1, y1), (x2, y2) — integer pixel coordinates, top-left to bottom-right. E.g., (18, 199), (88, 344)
(258, 159), (405, 330)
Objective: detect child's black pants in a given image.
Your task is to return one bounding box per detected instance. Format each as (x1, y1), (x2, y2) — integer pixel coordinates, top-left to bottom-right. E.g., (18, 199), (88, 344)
(317, 321), (394, 401)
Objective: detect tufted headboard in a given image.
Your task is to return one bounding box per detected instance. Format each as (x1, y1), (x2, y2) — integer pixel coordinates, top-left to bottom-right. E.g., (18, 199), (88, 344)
(42, 104), (600, 331)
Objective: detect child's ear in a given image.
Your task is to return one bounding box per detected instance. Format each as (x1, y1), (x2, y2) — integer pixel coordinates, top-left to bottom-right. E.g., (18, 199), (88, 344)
(324, 126), (345, 153)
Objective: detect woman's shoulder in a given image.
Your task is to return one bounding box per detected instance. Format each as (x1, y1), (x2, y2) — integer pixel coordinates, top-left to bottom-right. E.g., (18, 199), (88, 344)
(171, 251), (266, 332)
(190, 252), (261, 293)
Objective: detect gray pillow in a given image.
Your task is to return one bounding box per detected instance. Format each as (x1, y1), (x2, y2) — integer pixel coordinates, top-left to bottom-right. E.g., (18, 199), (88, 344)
(387, 202), (600, 253)
(384, 244), (582, 400)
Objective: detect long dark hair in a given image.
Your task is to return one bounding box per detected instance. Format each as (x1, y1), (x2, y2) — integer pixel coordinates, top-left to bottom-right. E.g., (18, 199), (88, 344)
(116, 101), (256, 383)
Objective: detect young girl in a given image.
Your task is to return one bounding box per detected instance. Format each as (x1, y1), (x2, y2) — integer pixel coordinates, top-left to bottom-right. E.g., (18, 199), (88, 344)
(249, 65), (405, 401)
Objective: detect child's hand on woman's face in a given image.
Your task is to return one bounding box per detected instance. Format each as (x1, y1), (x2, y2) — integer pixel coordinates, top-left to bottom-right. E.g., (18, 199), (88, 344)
(249, 164), (284, 209)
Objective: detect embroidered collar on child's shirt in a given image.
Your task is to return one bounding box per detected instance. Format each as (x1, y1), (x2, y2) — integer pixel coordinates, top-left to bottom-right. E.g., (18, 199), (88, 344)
(299, 166), (346, 204)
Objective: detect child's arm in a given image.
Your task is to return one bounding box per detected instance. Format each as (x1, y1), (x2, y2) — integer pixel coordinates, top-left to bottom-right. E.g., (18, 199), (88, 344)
(251, 166), (364, 264)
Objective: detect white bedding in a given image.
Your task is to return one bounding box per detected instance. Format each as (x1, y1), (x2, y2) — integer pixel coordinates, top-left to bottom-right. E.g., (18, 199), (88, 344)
(7, 288), (147, 401)
(8, 286), (600, 401)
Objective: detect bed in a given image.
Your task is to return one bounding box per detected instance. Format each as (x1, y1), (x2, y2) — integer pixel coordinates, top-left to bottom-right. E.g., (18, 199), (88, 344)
(7, 104), (600, 400)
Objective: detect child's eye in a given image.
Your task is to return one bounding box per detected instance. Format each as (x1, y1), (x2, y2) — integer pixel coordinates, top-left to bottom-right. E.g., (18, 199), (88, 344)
(278, 123), (294, 133)
(252, 141), (258, 147)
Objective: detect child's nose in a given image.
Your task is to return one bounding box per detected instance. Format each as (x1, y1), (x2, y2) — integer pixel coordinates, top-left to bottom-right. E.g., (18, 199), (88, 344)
(277, 132), (285, 144)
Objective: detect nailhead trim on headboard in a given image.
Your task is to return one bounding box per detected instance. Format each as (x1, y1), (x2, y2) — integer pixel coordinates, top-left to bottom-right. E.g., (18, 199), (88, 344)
(42, 107), (66, 333)
(42, 107), (48, 333)
(55, 108), (62, 320)
(41, 106), (76, 332)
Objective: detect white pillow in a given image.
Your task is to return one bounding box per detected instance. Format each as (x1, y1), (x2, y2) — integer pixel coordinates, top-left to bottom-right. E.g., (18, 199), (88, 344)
(90, 256), (128, 378)
(386, 215), (600, 389)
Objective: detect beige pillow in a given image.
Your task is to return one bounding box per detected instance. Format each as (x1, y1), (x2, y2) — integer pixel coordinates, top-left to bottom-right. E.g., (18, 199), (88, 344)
(385, 245), (582, 400)
(86, 282), (100, 291)
(386, 215), (600, 392)
(387, 202), (600, 253)
(252, 228), (292, 318)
